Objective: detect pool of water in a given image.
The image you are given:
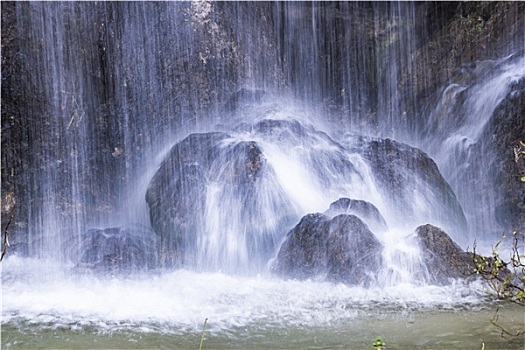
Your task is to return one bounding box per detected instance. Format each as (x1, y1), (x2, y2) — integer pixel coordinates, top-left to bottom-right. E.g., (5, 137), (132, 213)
(2, 257), (523, 349)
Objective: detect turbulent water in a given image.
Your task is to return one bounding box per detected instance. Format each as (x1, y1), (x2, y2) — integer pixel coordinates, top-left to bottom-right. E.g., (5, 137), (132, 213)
(4, 256), (525, 349)
(0, 256), (497, 344)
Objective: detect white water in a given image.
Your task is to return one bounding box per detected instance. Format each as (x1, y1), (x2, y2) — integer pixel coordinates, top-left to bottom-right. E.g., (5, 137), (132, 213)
(423, 54), (525, 240)
(1, 256), (487, 336)
(429, 54), (525, 163)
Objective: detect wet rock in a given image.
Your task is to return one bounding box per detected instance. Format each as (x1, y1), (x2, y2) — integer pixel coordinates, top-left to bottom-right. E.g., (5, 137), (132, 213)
(146, 131), (277, 268)
(415, 224), (475, 284)
(223, 88), (266, 112)
(360, 138), (467, 235)
(68, 224), (158, 274)
(272, 213), (329, 279)
(273, 213), (383, 285)
(146, 132), (227, 267)
(482, 77), (525, 233)
(324, 198), (387, 233)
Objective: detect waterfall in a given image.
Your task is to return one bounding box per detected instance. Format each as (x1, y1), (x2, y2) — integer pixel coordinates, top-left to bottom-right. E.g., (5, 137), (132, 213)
(422, 54), (525, 242)
(2, 0), (522, 276)
(2, 2), (524, 344)
(3, 0), (522, 277)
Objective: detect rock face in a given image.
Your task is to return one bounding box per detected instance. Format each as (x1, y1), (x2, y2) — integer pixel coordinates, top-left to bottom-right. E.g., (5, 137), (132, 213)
(415, 224), (475, 284)
(324, 198), (387, 233)
(481, 77), (525, 233)
(67, 224), (158, 273)
(273, 213), (383, 285)
(411, 2), (525, 121)
(0, 1), (281, 254)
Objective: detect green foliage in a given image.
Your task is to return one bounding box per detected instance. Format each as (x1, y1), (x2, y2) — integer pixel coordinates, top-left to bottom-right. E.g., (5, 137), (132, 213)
(471, 232), (525, 337)
(472, 232), (525, 306)
(371, 336), (386, 349)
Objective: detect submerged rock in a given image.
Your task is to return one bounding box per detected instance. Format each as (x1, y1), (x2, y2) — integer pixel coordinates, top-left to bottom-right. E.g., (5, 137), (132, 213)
(273, 213), (383, 285)
(67, 224), (158, 273)
(415, 224), (476, 284)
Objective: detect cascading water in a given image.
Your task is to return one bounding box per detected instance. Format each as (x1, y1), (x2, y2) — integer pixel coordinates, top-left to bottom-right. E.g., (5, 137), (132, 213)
(2, 1), (524, 348)
(421, 53), (525, 243)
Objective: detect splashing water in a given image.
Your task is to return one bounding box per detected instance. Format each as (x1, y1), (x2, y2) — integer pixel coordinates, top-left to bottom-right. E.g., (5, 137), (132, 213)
(1, 256), (489, 338)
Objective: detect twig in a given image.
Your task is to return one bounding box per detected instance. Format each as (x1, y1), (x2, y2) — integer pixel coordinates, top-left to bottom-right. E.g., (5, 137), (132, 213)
(514, 141), (525, 163)
(471, 235), (525, 306)
(490, 307), (525, 338)
(199, 318), (208, 350)
(1, 215), (13, 262)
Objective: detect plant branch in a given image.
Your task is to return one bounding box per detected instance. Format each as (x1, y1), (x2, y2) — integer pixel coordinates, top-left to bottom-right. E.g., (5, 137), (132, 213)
(1, 215), (13, 262)
(490, 307), (525, 338)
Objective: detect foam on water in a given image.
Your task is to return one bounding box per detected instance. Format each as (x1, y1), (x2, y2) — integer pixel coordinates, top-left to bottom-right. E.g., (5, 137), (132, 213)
(2, 256), (489, 336)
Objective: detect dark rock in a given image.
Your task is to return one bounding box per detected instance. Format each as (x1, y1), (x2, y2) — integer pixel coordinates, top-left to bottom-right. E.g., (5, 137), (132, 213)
(146, 130), (286, 268)
(223, 88), (266, 112)
(361, 138), (467, 235)
(67, 224), (158, 273)
(146, 132), (228, 267)
(325, 198), (387, 233)
(272, 213), (330, 279)
(273, 213), (383, 285)
(415, 224), (475, 284)
(326, 214), (384, 284)
(482, 77), (525, 233)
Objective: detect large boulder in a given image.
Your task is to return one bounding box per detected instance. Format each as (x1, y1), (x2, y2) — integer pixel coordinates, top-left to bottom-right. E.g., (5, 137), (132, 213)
(273, 213), (383, 285)
(66, 224), (158, 274)
(359, 137), (467, 235)
(145, 132), (228, 266)
(415, 224), (476, 284)
(145, 129), (293, 269)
